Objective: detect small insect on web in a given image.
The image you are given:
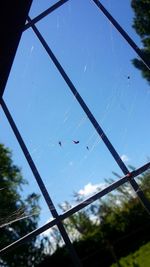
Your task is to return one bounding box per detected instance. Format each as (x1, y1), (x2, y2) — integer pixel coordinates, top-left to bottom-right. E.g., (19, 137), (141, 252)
(72, 140), (80, 144)
(58, 141), (62, 147)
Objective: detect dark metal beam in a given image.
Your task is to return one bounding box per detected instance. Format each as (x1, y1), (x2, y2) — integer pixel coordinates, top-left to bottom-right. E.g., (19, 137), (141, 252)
(0, 218), (57, 255)
(24, 0), (69, 31)
(61, 162), (150, 218)
(1, 162), (149, 255)
(0, 0), (33, 102)
(93, 0), (150, 71)
(1, 99), (82, 267)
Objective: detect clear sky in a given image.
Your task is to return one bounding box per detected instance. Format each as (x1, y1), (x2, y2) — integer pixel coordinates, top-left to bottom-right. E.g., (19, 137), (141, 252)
(0, 0), (150, 227)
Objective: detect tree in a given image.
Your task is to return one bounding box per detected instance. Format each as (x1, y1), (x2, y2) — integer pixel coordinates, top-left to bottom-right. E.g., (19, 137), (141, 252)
(0, 144), (44, 266)
(131, 0), (150, 83)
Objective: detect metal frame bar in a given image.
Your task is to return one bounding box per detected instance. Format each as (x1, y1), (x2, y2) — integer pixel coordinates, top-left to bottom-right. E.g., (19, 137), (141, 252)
(1, 1), (150, 266)
(24, 0), (69, 31)
(1, 99), (81, 267)
(1, 162), (150, 255)
(93, 0), (150, 71)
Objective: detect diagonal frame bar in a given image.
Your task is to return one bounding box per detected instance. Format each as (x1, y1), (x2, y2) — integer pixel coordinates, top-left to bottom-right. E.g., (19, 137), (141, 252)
(24, 0), (69, 31)
(28, 16), (150, 214)
(1, 161), (150, 255)
(62, 162), (150, 218)
(93, 0), (150, 71)
(1, 99), (58, 219)
(0, 218), (57, 255)
(1, 99), (82, 267)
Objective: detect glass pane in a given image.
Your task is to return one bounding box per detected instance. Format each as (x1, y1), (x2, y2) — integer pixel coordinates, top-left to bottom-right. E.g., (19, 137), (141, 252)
(2, 0), (150, 239)
(3, 25), (123, 217)
(36, 0), (150, 170)
(1, 0), (150, 265)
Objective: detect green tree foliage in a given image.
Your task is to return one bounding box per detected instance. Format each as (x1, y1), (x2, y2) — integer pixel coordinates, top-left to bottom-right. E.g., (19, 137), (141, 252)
(38, 169), (150, 267)
(0, 144), (44, 266)
(111, 241), (150, 267)
(131, 0), (150, 82)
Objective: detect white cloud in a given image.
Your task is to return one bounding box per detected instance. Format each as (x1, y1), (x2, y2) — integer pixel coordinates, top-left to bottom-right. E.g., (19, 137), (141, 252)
(78, 182), (105, 197)
(121, 154), (129, 162)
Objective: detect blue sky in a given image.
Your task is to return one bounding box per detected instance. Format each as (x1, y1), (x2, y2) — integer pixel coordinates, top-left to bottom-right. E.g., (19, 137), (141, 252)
(0, 0), (150, 227)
